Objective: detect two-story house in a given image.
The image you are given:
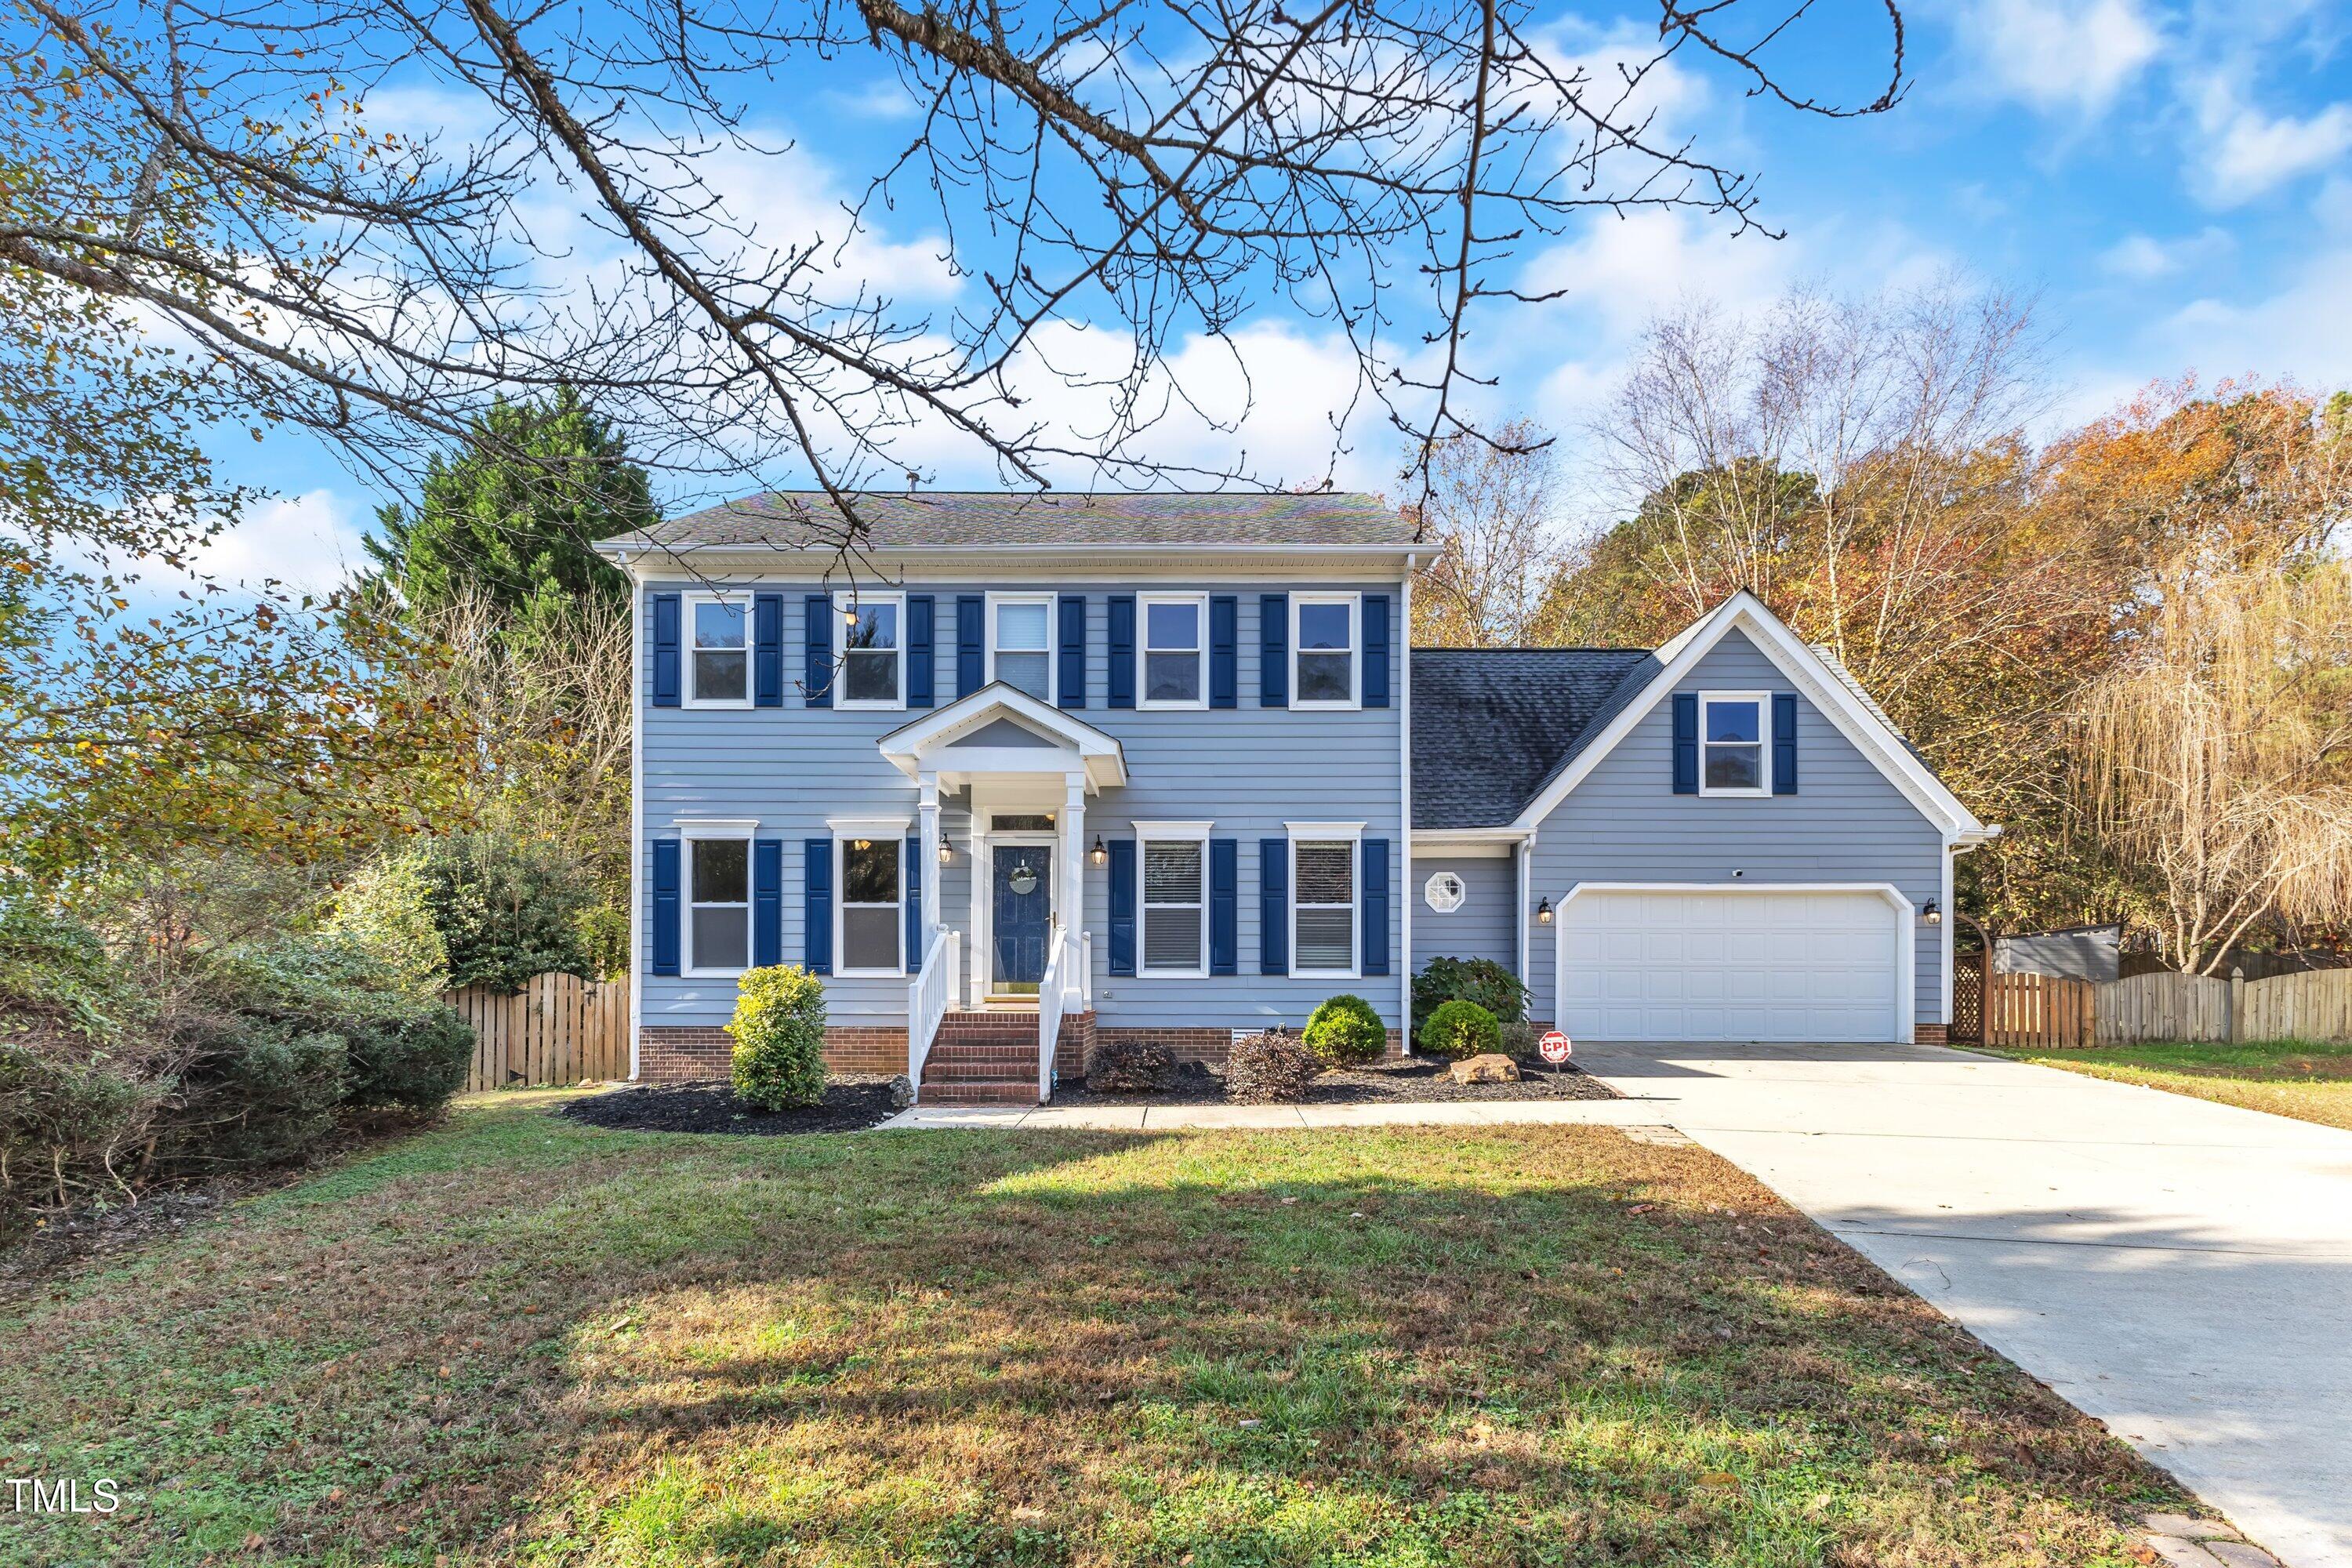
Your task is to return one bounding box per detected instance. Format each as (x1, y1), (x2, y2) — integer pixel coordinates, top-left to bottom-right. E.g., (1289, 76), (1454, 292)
(601, 491), (1988, 1102)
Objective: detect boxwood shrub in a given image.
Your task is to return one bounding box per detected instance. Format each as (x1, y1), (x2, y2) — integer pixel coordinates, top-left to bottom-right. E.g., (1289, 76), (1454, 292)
(1419, 998), (1501, 1061)
(729, 965), (828, 1110)
(1301, 993), (1386, 1066)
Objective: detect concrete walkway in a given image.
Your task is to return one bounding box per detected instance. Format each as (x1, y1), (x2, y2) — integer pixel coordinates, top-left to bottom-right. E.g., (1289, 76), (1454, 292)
(1571, 1040), (2352, 1568)
(879, 1097), (1664, 1131)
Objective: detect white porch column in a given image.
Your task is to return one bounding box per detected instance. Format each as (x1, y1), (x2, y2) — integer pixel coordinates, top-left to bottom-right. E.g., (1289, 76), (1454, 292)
(917, 771), (942, 956)
(1062, 776), (1087, 1012)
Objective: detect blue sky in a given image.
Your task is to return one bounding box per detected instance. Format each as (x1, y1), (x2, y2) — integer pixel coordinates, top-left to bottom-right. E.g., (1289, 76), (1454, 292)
(194, 0), (2352, 591)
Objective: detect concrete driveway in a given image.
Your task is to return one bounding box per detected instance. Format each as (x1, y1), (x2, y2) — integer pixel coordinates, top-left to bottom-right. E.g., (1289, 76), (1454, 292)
(1573, 1040), (2352, 1568)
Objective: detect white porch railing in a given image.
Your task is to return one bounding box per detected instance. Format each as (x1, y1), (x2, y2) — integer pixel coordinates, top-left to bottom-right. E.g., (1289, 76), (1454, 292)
(906, 927), (959, 1105)
(1079, 930), (1094, 1009)
(1038, 921), (1071, 1102)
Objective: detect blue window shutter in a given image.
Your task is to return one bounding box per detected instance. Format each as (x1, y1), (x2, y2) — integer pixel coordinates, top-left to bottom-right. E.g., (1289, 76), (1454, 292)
(1259, 593), (1288, 707)
(803, 594), (832, 708)
(1209, 595), (1238, 709)
(802, 838), (833, 975)
(956, 595), (984, 696)
(1362, 593), (1391, 709)
(904, 833), (923, 971)
(1671, 692), (1699, 794)
(1360, 837), (1391, 977)
(1108, 839), (1136, 975)
(651, 839), (681, 975)
(907, 594), (935, 708)
(1209, 838), (1237, 976)
(1773, 692), (1798, 795)
(1058, 594), (1087, 709)
(651, 593), (681, 708)
(753, 839), (783, 967)
(1258, 837), (1288, 975)
(753, 593), (784, 707)
(1107, 595), (1136, 709)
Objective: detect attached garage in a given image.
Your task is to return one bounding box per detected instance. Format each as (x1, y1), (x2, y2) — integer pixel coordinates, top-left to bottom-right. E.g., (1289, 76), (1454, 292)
(1556, 884), (1911, 1044)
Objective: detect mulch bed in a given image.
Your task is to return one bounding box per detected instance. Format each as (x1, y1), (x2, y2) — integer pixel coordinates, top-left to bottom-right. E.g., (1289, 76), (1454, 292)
(559, 1076), (904, 1136)
(1054, 1054), (1618, 1107)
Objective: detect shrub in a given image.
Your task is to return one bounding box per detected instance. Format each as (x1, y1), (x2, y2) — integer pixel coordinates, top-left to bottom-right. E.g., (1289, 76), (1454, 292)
(1411, 956), (1528, 1034)
(1419, 998), (1501, 1061)
(411, 833), (596, 992)
(342, 998), (476, 1110)
(1086, 1040), (1174, 1094)
(325, 855), (450, 991)
(164, 1011), (349, 1171)
(1226, 1029), (1319, 1104)
(1301, 993), (1387, 1066)
(729, 965), (828, 1110)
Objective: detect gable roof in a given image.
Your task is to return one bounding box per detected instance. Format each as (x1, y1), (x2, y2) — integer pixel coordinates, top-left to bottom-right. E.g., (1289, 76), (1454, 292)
(608, 490), (1418, 554)
(1410, 648), (1653, 829)
(877, 681), (1128, 792)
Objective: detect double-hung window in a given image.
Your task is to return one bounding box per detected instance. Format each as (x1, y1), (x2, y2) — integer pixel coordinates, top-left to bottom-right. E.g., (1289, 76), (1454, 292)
(1140, 593), (1207, 708)
(685, 834), (750, 973)
(837, 835), (903, 975)
(1293, 593), (1359, 709)
(989, 594), (1054, 702)
(835, 592), (904, 709)
(1291, 833), (1358, 976)
(687, 595), (750, 706)
(1699, 692), (1769, 797)
(1135, 822), (1210, 975)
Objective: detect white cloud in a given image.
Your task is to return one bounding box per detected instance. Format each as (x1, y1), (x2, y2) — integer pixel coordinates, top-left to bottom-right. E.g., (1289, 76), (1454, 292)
(2098, 227), (2235, 278)
(1956, 0), (2163, 115)
(2138, 245), (2352, 392)
(2188, 76), (2352, 205)
(191, 489), (373, 595)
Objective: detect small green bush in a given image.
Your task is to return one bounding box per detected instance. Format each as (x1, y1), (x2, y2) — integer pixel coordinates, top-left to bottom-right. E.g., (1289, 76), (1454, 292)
(166, 1012), (349, 1170)
(1419, 998), (1501, 1061)
(1301, 993), (1387, 1066)
(729, 965), (828, 1110)
(342, 999), (476, 1110)
(1411, 956), (1528, 1034)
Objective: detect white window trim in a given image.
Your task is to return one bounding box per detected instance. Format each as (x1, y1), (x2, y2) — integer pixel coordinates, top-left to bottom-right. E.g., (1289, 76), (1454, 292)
(684, 591), (753, 710)
(1425, 870), (1466, 913)
(833, 590), (907, 712)
(1697, 690), (1773, 798)
(833, 832), (906, 978)
(1289, 830), (1360, 980)
(1290, 592), (1363, 711)
(1138, 591), (1210, 711)
(681, 828), (753, 978)
(985, 591), (1058, 705)
(1134, 820), (1211, 978)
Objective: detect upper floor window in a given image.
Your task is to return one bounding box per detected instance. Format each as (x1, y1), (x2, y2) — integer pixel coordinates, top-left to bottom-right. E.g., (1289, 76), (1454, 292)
(1700, 692), (1769, 797)
(687, 834), (750, 973)
(1293, 593), (1359, 710)
(838, 835), (903, 975)
(1138, 824), (1210, 975)
(836, 592), (904, 710)
(989, 594), (1054, 702)
(688, 595), (750, 706)
(1292, 837), (1357, 975)
(1142, 593), (1207, 709)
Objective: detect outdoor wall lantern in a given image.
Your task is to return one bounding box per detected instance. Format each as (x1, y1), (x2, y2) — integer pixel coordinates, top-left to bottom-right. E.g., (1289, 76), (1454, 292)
(1090, 834), (1108, 866)
(938, 837), (954, 864)
(1922, 898), (1942, 925)
(1536, 896), (1554, 924)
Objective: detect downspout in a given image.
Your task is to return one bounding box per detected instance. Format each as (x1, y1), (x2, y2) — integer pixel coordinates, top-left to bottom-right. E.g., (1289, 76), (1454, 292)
(1398, 557), (1414, 1054)
(626, 558), (645, 1081)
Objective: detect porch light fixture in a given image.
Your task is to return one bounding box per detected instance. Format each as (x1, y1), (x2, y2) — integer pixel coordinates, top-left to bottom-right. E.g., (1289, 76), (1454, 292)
(1536, 897), (1554, 925)
(1922, 898), (1941, 926)
(1090, 834), (1107, 866)
(938, 837), (953, 864)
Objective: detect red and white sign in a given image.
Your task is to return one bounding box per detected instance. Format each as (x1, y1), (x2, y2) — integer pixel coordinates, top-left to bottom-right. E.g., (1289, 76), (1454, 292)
(1537, 1029), (1573, 1064)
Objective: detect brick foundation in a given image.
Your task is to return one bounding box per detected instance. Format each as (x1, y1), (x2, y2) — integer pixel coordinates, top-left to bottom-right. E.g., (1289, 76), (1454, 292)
(1054, 1011), (1095, 1081)
(637, 1024), (909, 1082)
(1914, 1023), (1948, 1045)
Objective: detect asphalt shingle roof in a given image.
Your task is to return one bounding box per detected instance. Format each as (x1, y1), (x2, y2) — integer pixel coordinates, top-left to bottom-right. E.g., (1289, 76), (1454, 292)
(612, 490), (1418, 552)
(1411, 648), (1657, 829)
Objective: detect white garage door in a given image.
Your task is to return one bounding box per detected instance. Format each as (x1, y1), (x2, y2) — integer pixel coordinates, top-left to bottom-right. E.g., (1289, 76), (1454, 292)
(1558, 887), (1902, 1043)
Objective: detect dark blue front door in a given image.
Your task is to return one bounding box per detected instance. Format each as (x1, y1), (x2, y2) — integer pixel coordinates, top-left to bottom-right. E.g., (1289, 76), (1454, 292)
(991, 845), (1053, 992)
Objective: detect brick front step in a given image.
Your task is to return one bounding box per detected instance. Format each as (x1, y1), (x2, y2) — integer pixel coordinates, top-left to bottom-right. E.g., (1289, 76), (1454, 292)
(919, 1081), (1040, 1105)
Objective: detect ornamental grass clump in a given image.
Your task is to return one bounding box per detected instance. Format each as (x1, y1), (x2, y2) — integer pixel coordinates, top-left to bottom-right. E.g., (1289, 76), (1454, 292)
(1301, 993), (1386, 1066)
(728, 965), (828, 1110)
(1419, 998), (1501, 1061)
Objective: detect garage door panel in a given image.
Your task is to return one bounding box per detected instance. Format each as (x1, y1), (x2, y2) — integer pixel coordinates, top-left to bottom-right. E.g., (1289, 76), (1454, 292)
(1559, 887), (1900, 1044)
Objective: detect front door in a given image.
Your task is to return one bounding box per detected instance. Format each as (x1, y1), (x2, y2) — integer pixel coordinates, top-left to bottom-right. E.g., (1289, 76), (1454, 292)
(990, 844), (1054, 994)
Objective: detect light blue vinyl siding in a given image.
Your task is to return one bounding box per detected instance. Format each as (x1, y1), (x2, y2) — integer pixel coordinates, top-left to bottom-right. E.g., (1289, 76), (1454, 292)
(1409, 855), (1518, 977)
(638, 579), (1406, 1031)
(1520, 630), (1946, 1031)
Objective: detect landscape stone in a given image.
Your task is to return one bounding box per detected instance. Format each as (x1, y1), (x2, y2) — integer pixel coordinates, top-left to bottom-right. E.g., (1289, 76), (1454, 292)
(1449, 1053), (1521, 1085)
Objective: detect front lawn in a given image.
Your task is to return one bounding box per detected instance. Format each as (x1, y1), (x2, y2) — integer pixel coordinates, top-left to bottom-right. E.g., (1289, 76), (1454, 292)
(1, 1095), (2180, 1566)
(1994, 1040), (2352, 1131)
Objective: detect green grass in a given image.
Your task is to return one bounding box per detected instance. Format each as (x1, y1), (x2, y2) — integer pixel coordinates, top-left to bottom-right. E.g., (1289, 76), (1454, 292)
(0, 1095), (2181, 1566)
(1994, 1040), (2352, 1130)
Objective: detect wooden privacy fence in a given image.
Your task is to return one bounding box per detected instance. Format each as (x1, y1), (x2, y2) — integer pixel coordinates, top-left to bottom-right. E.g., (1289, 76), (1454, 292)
(2096, 971), (2230, 1044)
(1981, 972), (2095, 1048)
(442, 972), (630, 1092)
